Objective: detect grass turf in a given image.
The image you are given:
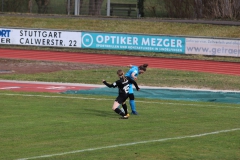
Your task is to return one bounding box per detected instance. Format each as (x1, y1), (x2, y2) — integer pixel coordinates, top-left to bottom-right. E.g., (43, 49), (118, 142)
(1, 67), (240, 91)
(0, 91), (239, 160)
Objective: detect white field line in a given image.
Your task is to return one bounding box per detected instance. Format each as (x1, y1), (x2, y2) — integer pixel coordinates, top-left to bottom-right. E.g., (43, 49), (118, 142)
(1, 80), (240, 93)
(0, 93), (240, 109)
(16, 128), (240, 160)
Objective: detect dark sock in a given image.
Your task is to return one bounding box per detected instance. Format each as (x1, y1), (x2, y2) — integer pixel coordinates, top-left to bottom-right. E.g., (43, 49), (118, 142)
(114, 108), (125, 116)
(122, 103), (128, 115)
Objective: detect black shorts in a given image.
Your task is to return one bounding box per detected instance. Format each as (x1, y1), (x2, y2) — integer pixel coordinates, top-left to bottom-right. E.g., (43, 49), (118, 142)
(115, 94), (128, 104)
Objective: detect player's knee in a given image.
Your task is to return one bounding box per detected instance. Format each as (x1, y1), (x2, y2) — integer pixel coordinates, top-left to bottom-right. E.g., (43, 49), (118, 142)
(113, 101), (120, 110)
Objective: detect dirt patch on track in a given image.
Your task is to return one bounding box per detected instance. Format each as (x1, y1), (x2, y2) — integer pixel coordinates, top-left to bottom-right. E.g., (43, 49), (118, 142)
(0, 59), (109, 74)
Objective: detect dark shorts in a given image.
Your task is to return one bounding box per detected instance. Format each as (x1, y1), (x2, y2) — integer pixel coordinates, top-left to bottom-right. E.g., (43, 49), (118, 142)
(115, 94), (128, 104)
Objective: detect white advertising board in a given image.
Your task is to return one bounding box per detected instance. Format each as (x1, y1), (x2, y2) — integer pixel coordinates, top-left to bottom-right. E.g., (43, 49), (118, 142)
(1, 27), (240, 58)
(186, 38), (240, 57)
(0, 28), (81, 48)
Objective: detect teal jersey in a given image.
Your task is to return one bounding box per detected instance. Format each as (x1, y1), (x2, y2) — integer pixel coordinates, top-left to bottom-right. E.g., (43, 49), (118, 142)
(125, 65), (139, 80)
(125, 65), (139, 93)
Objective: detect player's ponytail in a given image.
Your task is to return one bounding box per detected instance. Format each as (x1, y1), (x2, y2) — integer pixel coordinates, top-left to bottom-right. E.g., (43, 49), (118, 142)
(139, 63), (148, 71)
(143, 64), (148, 68)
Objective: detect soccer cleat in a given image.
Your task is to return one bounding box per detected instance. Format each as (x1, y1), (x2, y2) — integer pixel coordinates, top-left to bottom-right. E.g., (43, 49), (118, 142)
(131, 111), (138, 115)
(119, 116), (128, 119)
(126, 114), (130, 117)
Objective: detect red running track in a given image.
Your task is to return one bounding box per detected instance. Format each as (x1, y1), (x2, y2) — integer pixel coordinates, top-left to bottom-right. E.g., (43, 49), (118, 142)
(0, 48), (240, 76)
(0, 80), (101, 93)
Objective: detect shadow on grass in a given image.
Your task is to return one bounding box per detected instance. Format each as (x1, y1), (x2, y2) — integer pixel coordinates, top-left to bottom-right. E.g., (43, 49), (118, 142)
(84, 108), (117, 118)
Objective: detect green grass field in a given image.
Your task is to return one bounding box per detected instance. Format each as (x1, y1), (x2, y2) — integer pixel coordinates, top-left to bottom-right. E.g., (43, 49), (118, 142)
(0, 91), (240, 160)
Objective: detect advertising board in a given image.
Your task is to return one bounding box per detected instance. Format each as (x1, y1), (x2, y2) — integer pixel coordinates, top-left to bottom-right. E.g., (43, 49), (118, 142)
(186, 38), (240, 57)
(81, 32), (185, 54)
(0, 28), (81, 48)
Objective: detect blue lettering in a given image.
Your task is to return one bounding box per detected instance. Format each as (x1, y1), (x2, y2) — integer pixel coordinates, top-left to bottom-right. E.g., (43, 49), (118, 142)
(0, 30), (11, 37)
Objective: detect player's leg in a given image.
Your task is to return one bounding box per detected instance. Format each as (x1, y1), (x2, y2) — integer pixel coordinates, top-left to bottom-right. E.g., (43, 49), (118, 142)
(129, 93), (138, 115)
(118, 105), (125, 114)
(122, 101), (129, 117)
(128, 83), (137, 115)
(113, 96), (128, 119)
(112, 101), (125, 116)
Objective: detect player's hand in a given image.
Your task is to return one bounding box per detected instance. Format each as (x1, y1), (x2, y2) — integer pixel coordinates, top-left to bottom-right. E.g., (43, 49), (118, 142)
(102, 79), (105, 82)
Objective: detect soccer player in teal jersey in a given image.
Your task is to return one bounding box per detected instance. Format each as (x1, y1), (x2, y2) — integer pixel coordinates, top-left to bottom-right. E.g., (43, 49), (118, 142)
(124, 63), (148, 115)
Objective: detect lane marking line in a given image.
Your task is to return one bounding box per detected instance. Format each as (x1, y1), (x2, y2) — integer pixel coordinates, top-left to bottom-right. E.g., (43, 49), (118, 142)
(0, 87), (20, 89)
(16, 128), (240, 160)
